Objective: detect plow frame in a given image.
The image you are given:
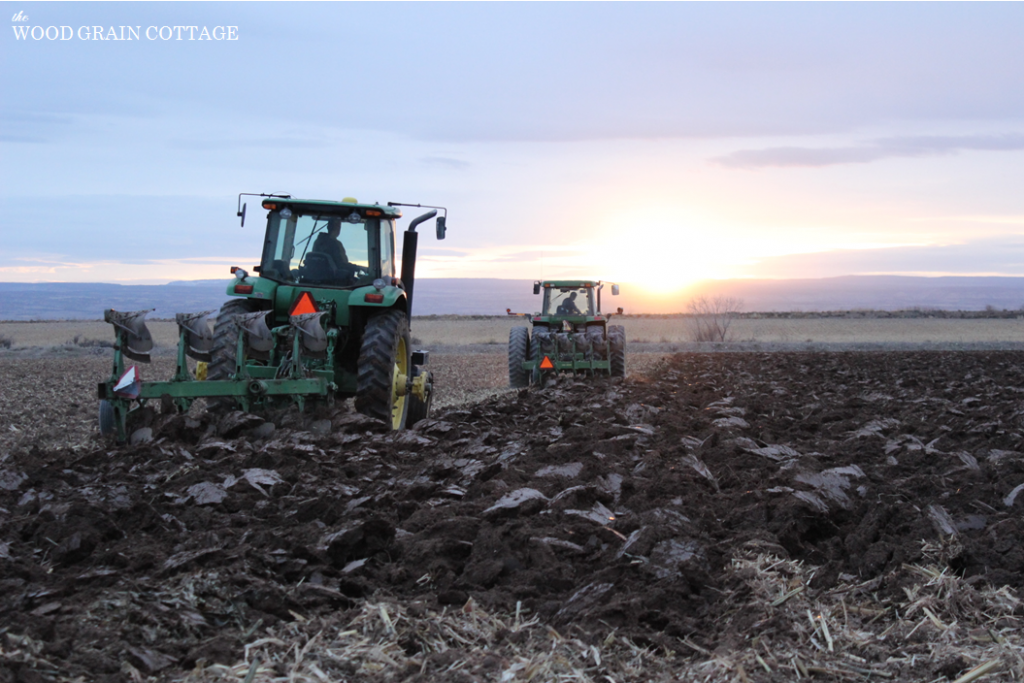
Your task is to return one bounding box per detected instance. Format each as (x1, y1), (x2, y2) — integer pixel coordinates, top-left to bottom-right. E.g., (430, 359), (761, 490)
(98, 314), (340, 443)
(523, 331), (614, 379)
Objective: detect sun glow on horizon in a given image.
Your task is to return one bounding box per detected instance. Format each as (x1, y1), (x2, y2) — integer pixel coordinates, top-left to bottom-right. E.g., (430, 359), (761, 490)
(583, 210), (750, 296)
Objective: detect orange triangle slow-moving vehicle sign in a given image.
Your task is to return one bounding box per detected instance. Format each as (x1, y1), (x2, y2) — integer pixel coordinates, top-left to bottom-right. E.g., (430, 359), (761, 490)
(539, 355), (555, 370)
(289, 291), (318, 316)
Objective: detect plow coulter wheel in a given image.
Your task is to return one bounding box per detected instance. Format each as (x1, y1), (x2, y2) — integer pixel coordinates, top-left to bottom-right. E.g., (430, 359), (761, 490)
(407, 367), (432, 426)
(508, 327), (530, 388)
(356, 310), (411, 430)
(608, 324), (626, 377)
(207, 298), (265, 409)
(98, 399), (121, 437)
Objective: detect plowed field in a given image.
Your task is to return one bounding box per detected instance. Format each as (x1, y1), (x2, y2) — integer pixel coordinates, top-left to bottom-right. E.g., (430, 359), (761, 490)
(2, 351), (1023, 682)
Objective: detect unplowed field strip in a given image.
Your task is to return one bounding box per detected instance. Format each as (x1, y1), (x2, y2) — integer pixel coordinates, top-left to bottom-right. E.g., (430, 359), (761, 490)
(2, 316), (1023, 348)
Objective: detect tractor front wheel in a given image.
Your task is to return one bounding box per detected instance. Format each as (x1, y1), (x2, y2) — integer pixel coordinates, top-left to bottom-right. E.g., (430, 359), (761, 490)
(356, 310), (411, 430)
(609, 324), (626, 377)
(508, 327), (530, 388)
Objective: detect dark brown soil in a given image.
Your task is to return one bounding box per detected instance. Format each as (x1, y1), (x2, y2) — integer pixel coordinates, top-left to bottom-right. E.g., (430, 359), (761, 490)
(2, 351), (1023, 681)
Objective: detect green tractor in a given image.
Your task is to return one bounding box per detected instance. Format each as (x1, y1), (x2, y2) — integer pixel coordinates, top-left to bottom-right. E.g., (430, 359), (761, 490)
(98, 193), (448, 442)
(508, 280), (625, 387)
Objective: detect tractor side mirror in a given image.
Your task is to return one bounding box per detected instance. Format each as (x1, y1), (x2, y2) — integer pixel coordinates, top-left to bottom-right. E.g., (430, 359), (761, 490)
(612, 284), (620, 296)
(533, 282), (541, 295)
(238, 203), (246, 227)
(436, 216), (446, 240)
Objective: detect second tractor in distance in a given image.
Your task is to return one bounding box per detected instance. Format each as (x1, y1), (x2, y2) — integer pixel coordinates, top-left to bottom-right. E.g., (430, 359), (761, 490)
(508, 280), (624, 387)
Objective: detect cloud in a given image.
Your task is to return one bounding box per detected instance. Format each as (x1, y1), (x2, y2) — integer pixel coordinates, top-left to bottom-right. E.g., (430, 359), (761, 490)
(0, 110), (75, 144)
(419, 156), (470, 170)
(0, 111), (74, 125)
(0, 134), (49, 144)
(744, 236), (1024, 278)
(713, 133), (1024, 168)
(910, 215), (1024, 226)
(169, 137), (323, 151)
(5, 4), (1024, 144)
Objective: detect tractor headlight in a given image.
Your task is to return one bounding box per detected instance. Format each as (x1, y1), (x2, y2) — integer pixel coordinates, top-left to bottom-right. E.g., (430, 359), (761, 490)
(233, 267), (248, 280)
(372, 278), (386, 291)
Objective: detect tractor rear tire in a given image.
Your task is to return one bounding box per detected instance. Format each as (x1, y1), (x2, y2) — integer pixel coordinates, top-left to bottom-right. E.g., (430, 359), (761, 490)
(608, 325), (626, 377)
(207, 298), (264, 409)
(508, 327), (530, 388)
(356, 310), (411, 430)
(585, 325), (606, 359)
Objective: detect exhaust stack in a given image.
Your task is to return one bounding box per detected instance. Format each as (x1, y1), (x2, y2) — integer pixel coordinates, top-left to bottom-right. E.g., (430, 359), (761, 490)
(400, 209), (437, 321)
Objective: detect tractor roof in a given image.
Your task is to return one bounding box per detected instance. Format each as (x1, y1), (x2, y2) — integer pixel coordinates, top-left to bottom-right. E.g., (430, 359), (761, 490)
(540, 280), (602, 288)
(263, 196), (403, 218)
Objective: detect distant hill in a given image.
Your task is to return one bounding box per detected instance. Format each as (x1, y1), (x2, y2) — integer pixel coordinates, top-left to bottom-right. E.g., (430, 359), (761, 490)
(1, 276), (1022, 320)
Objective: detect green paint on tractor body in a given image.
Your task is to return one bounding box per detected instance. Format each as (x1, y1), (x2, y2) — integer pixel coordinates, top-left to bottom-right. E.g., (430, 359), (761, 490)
(507, 279), (626, 387)
(98, 194), (448, 442)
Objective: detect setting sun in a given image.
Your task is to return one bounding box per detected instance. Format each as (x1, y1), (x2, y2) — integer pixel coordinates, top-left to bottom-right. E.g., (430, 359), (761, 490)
(583, 205), (745, 297)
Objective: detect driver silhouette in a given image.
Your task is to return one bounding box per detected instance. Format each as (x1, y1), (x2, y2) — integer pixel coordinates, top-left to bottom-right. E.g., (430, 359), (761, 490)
(557, 292), (582, 315)
(312, 218), (349, 267)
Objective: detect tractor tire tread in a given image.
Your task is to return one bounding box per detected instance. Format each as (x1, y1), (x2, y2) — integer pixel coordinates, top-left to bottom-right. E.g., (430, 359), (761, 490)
(207, 298), (264, 408)
(355, 310), (410, 427)
(609, 325), (626, 377)
(585, 325), (606, 360)
(508, 327), (530, 388)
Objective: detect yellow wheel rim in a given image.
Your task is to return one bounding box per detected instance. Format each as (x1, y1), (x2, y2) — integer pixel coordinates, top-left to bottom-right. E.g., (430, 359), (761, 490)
(390, 335), (408, 429)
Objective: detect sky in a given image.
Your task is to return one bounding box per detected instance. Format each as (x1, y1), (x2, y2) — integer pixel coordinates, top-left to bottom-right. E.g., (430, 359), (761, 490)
(2, 2), (1023, 296)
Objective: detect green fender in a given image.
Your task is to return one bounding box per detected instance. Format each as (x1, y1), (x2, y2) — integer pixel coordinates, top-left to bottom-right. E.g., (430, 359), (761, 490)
(224, 275), (277, 302)
(221, 277), (406, 325)
(348, 284), (407, 311)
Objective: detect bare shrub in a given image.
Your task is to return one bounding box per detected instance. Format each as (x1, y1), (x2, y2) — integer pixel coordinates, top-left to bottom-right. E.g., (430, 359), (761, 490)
(687, 296), (743, 342)
(0, 334), (12, 349)
(67, 335), (114, 348)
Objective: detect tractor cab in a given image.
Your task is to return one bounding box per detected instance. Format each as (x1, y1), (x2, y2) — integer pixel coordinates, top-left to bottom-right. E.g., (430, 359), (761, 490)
(543, 285), (596, 317)
(533, 280), (617, 322)
(257, 197), (399, 289)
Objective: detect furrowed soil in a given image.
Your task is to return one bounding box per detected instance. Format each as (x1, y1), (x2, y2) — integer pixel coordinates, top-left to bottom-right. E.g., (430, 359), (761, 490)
(2, 351), (1024, 682)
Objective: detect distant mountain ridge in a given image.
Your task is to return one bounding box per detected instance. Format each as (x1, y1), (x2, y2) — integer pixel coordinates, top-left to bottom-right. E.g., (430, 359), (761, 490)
(0, 276), (1022, 320)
